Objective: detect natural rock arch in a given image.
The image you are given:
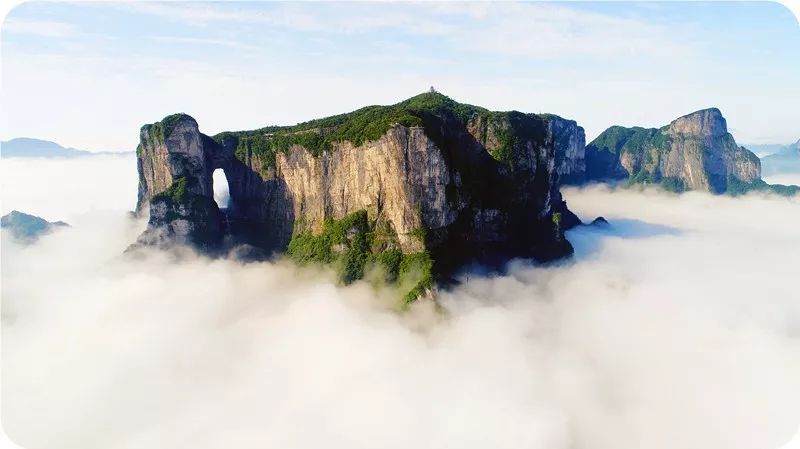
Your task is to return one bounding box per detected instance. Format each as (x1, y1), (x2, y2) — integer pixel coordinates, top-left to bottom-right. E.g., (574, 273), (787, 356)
(131, 92), (586, 301)
(135, 114), (293, 250)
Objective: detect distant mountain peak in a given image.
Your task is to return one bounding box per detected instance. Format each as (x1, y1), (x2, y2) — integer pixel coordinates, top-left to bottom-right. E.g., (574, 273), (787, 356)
(668, 107), (727, 137)
(1, 137), (90, 158)
(1, 210), (69, 243)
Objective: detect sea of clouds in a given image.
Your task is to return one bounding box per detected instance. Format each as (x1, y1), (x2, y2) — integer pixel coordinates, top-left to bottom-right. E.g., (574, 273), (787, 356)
(2, 154), (799, 449)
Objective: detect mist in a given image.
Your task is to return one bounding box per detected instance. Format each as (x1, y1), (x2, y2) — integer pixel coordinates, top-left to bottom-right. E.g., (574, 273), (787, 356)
(764, 173), (800, 188)
(0, 155), (138, 222)
(2, 156), (799, 449)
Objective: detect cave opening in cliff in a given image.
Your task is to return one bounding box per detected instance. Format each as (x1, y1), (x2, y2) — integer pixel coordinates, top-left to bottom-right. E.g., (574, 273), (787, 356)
(212, 168), (230, 209)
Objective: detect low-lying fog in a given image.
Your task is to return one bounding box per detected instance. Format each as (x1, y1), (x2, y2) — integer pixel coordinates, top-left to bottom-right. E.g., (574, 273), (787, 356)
(2, 155), (799, 449)
(764, 173), (800, 188)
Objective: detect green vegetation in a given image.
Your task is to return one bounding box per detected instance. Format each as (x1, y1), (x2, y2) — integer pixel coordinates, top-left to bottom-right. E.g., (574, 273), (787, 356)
(397, 251), (434, 305)
(234, 135), (274, 174)
(628, 167), (657, 185)
(286, 210), (434, 303)
(142, 113), (192, 144)
(151, 176), (190, 204)
(766, 183), (800, 196)
(409, 225), (428, 244)
(482, 111), (548, 165)
(150, 176), (217, 218)
(464, 108), (548, 165)
(660, 177), (686, 193)
(373, 248), (404, 283)
(589, 126), (672, 156)
(726, 174), (758, 196)
(148, 176), (221, 244)
(217, 92), (466, 168)
(725, 175), (799, 197)
(212, 91), (551, 170)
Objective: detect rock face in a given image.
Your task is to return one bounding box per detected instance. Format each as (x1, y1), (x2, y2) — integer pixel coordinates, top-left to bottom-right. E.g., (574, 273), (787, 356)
(132, 92), (581, 301)
(1, 210), (69, 243)
(134, 115), (222, 248)
(585, 108), (761, 193)
(547, 115), (586, 185)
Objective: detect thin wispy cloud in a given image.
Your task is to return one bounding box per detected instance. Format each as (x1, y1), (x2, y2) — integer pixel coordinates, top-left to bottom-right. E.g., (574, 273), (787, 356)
(149, 35), (255, 50)
(2, 2), (798, 148)
(118, 2), (686, 59)
(113, 1), (256, 26)
(420, 2), (690, 58)
(2, 18), (77, 38)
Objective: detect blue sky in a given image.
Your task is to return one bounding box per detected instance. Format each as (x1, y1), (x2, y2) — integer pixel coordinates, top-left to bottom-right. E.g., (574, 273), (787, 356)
(2, 1), (799, 151)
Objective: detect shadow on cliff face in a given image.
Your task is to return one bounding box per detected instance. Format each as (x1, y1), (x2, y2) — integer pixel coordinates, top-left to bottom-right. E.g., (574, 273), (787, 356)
(2, 157), (800, 449)
(445, 217), (681, 284)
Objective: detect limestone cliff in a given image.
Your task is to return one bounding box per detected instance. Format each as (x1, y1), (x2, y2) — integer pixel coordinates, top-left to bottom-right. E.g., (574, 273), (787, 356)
(132, 92), (581, 301)
(545, 115), (586, 185)
(585, 108), (762, 194)
(134, 114), (222, 248)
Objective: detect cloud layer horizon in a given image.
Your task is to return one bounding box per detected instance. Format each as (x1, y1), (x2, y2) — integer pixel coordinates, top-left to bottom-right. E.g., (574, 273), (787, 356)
(2, 155), (799, 449)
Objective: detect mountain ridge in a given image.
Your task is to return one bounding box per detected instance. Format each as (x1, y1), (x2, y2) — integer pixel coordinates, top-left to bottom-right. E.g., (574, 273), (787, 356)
(582, 108), (796, 195)
(1, 137), (91, 158)
(1, 137), (131, 158)
(131, 91), (585, 303)
(1, 210), (69, 242)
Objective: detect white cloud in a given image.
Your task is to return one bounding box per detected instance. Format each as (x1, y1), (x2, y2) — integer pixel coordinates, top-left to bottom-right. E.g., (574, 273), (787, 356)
(1, 157), (799, 449)
(0, 154), (138, 222)
(2, 18), (77, 38)
(2, 2), (797, 147)
(149, 35), (254, 50)
(435, 2), (692, 60)
(117, 2), (689, 60)
(763, 173), (800, 187)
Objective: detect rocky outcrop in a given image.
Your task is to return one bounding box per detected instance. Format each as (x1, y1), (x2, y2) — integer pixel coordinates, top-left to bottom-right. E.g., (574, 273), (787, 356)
(585, 108), (762, 194)
(547, 115), (586, 185)
(134, 115), (222, 248)
(132, 92), (582, 301)
(1, 210), (69, 243)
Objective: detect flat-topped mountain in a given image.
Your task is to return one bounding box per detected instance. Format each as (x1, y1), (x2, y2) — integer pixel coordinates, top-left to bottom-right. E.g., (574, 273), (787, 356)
(584, 108), (764, 194)
(131, 92), (585, 302)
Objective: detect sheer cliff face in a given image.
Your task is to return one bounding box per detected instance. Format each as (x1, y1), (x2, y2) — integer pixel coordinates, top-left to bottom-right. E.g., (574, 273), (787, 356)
(273, 127), (451, 253)
(135, 115), (221, 247)
(547, 116), (586, 185)
(132, 93), (579, 297)
(136, 116), (210, 213)
(585, 108), (761, 193)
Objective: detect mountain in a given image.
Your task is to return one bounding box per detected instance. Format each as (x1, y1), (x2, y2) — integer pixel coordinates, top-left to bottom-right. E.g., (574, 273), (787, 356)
(0, 137), (91, 158)
(740, 143), (791, 158)
(129, 92), (585, 303)
(583, 108), (794, 195)
(760, 139), (800, 176)
(1, 210), (69, 242)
